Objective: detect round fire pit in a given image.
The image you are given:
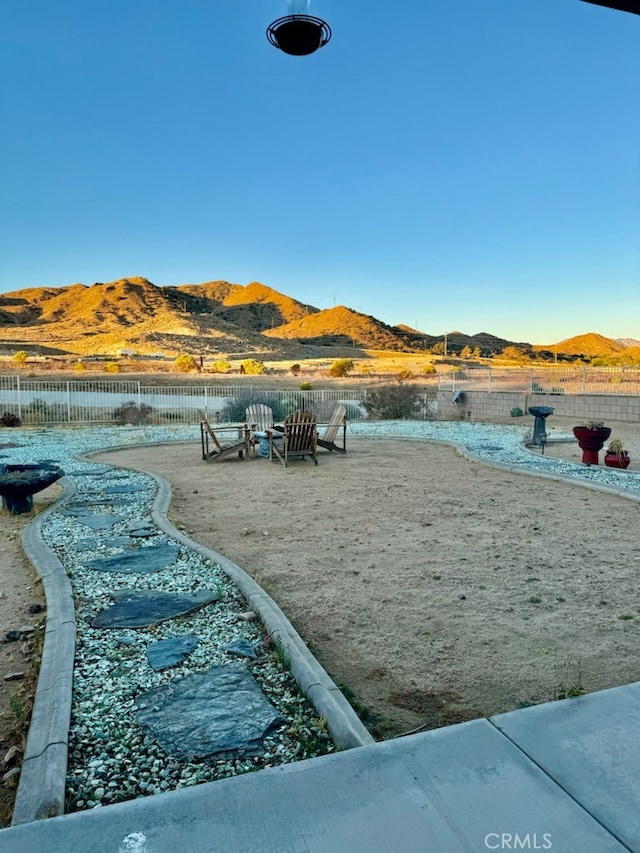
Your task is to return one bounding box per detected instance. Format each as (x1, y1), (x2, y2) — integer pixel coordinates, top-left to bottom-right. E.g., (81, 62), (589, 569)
(266, 14), (331, 55)
(0, 463), (64, 515)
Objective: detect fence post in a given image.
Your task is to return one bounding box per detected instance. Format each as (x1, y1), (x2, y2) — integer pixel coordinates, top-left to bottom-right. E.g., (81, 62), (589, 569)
(16, 374), (22, 420)
(137, 381), (142, 409)
(66, 382), (71, 423)
(488, 367), (492, 394)
(582, 367), (586, 395)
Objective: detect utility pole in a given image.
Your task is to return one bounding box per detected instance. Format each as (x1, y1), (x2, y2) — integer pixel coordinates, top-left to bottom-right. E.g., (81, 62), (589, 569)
(444, 333), (448, 357)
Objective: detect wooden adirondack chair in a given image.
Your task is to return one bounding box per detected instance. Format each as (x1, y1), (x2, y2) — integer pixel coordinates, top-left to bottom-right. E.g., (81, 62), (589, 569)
(268, 410), (318, 468)
(317, 403), (347, 453)
(198, 411), (249, 463)
(244, 403), (280, 456)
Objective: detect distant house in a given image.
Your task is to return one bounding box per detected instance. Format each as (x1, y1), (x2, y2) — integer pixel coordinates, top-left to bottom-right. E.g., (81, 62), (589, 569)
(118, 349), (136, 357)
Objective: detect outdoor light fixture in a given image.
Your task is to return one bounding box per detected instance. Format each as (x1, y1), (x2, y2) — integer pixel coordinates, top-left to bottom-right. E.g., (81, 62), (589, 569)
(580, 0), (640, 13)
(267, 0), (331, 56)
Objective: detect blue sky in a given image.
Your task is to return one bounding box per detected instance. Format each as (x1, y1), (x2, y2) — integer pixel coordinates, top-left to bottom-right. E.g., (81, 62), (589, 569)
(1, 0), (638, 345)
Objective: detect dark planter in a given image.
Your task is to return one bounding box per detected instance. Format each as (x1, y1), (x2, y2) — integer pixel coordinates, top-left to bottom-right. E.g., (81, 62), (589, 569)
(604, 452), (631, 469)
(0, 463), (64, 514)
(572, 426), (611, 465)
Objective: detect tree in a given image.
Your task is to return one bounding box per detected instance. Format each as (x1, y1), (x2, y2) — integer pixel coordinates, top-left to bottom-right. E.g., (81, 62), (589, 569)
(459, 345), (473, 359)
(174, 353), (197, 372)
(500, 346), (528, 363)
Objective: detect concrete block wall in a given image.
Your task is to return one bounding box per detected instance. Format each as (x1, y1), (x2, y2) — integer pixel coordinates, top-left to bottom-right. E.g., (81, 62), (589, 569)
(436, 391), (640, 425)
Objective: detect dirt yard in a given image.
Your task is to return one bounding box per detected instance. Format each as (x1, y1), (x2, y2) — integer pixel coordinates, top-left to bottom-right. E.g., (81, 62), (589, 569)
(95, 431), (640, 739)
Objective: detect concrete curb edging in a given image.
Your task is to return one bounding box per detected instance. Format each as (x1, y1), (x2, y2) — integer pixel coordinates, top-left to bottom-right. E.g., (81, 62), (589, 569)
(458, 441), (640, 504)
(11, 476), (77, 826)
(84, 443), (374, 750)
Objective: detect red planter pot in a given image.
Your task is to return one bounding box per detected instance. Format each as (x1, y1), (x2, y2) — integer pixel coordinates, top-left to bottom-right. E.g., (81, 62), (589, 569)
(572, 426), (612, 465)
(604, 452), (630, 469)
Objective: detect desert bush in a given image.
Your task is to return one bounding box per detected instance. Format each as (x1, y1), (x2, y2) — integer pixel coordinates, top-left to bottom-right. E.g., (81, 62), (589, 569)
(421, 364), (436, 375)
(290, 363), (301, 376)
(210, 360), (231, 374)
(174, 353), (197, 373)
(397, 368), (413, 380)
(0, 411), (21, 427)
(510, 407), (524, 417)
(73, 361), (86, 372)
(221, 394), (288, 424)
(240, 359), (266, 375)
(105, 362), (121, 373)
(299, 381), (312, 391)
(329, 359), (354, 378)
(12, 351), (28, 364)
(363, 383), (421, 420)
(113, 400), (154, 425)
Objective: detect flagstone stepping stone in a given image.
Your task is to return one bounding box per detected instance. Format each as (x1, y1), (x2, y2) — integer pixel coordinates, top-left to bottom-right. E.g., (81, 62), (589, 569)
(91, 589), (221, 628)
(85, 543), (180, 574)
(224, 639), (258, 660)
(61, 496), (135, 510)
(103, 483), (149, 494)
(146, 634), (199, 671)
(72, 513), (126, 530)
(69, 467), (112, 476)
(125, 520), (157, 538)
(134, 665), (284, 760)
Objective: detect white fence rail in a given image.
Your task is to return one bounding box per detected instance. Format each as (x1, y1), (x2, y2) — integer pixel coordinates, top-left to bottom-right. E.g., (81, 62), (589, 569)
(0, 377), (440, 425)
(0, 377), (373, 425)
(438, 367), (640, 396)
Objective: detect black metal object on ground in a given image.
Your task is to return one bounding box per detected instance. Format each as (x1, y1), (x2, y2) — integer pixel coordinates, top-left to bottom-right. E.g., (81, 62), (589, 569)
(0, 463), (64, 514)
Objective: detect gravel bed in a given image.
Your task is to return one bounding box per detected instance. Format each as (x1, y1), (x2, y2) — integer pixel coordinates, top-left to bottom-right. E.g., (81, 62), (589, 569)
(2, 420), (638, 815)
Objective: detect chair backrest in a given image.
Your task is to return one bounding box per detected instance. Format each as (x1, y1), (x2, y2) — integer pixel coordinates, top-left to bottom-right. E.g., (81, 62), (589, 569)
(284, 410), (317, 452)
(245, 404), (275, 432)
(321, 403), (347, 442)
(198, 409), (223, 451)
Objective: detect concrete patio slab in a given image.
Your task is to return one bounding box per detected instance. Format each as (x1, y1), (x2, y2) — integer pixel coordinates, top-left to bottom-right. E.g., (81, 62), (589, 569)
(0, 718), (628, 853)
(492, 681), (640, 852)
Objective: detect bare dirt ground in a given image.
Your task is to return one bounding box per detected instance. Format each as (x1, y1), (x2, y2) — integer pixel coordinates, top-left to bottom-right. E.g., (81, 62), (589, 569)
(95, 425), (640, 740)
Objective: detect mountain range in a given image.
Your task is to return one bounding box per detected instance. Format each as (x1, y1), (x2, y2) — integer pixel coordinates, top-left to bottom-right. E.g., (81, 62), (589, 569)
(0, 277), (637, 360)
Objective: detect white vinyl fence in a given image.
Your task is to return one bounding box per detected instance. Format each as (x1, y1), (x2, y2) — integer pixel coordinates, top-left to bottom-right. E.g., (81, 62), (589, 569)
(0, 377), (372, 426)
(438, 366), (640, 396)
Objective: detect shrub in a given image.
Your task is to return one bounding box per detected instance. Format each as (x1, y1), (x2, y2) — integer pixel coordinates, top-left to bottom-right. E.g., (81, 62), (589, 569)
(174, 353), (197, 373)
(210, 360), (231, 374)
(240, 359), (266, 375)
(105, 362), (121, 373)
(73, 361), (86, 372)
(510, 407), (524, 417)
(221, 394), (288, 424)
(299, 381), (313, 391)
(0, 411), (21, 427)
(290, 363), (301, 376)
(113, 401), (154, 425)
(397, 368), (413, 381)
(329, 359), (354, 378)
(12, 351), (28, 364)
(421, 364), (436, 375)
(363, 383), (421, 420)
